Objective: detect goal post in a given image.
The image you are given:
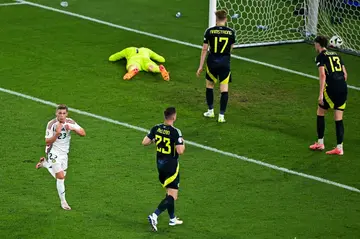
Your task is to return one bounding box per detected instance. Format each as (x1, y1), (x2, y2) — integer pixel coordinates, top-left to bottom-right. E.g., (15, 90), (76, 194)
(210, 0), (360, 55)
(209, 0), (217, 28)
(305, 0), (320, 36)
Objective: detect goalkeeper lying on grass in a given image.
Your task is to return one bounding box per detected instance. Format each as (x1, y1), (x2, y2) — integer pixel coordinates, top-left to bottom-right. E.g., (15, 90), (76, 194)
(109, 47), (170, 81)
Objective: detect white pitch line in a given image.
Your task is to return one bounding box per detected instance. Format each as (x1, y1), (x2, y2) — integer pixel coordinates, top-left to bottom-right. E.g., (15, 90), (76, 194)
(0, 2), (23, 6)
(0, 87), (359, 194)
(16, 0), (360, 92)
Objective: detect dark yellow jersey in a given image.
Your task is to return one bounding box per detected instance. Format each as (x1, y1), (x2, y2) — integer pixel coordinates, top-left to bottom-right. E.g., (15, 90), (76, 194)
(147, 123), (184, 162)
(315, 50), (347, 92)
(204, 26), (236, 68)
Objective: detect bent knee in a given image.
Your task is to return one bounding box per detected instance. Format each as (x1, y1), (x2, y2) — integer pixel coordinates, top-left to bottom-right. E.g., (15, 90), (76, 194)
(168, 192), (178, 201)
(55, 172), (65, 179)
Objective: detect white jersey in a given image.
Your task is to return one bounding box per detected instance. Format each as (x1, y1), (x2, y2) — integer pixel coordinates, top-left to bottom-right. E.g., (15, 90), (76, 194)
(45, 118), (81, 154)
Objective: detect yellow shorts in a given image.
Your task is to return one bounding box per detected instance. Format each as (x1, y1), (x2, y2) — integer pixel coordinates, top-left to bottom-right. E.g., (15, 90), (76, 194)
(126, 58), (157, 72)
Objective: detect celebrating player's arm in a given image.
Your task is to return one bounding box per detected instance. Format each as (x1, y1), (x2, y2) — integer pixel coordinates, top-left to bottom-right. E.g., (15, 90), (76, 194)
(45, 122), (63, 145)
(65, 121), (86, 136)
(36, 104), (86, 210)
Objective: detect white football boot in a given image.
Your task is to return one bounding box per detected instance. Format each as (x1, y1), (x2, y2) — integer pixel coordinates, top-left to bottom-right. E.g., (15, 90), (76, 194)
(203, 109), (215, 118)
(148, 213), (158, 232)
(169, 217), (183, 226)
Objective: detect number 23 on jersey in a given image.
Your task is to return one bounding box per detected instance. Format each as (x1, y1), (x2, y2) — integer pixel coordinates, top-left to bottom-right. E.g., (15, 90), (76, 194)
(155, 135), (171, 154)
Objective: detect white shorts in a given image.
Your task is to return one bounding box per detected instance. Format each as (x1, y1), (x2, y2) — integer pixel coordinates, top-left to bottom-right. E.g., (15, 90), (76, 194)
(47, 149), (68, 174)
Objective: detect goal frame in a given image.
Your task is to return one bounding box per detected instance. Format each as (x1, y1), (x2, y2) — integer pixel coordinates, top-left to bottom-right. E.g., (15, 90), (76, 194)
(208, 0), (318, 48)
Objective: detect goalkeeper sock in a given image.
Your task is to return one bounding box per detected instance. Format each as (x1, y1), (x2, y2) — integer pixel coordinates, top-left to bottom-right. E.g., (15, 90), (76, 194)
(220, 92), (229, 115)
(317, 115), (325, 142)
(206, 88), (214, 110)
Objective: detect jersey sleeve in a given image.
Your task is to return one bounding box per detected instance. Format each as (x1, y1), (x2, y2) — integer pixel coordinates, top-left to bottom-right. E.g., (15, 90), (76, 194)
(108, 48), (128, 62)
(73, 122), (81, 130)
(68, 122), (81, 130)
(174, 128), (184, 146)
(66, 118), (81, 130)
(147, 126), (157, 140)
(316, 54), (326, 67)
(45, 123), (54, 139)
(148, 49), (165, 63)
(203, 29), (210, 44)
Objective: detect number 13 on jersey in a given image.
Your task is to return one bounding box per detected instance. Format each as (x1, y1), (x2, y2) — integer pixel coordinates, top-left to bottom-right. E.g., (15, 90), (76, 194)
(214, 37), (229, 53)
(329, 56), (342, 72)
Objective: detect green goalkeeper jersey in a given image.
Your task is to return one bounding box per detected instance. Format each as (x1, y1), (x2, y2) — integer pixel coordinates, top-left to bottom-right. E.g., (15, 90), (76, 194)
(115, 47), (165, 63)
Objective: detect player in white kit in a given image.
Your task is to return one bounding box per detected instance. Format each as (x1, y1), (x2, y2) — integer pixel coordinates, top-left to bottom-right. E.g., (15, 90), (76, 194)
(35, 104), (86, 210)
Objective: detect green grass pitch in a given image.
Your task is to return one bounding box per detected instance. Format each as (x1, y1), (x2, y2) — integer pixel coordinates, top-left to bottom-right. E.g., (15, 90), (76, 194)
(0, 0), (360, 238)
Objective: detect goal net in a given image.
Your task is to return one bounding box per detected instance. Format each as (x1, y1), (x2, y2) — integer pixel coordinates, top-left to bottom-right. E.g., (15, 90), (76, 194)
(211, 0), (360, 55)
(306, 0), (360, 55)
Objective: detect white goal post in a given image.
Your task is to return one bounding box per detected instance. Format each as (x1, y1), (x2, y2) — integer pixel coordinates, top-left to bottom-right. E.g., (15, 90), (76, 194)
(209, 0), (360, 55)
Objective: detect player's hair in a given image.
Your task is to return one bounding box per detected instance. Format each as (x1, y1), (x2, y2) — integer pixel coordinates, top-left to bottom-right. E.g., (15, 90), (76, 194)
(164, 107), (176, 120)
(57, 104), (68, 112)
(314, 36), (328, 48)
(215, 10), (228, 21)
